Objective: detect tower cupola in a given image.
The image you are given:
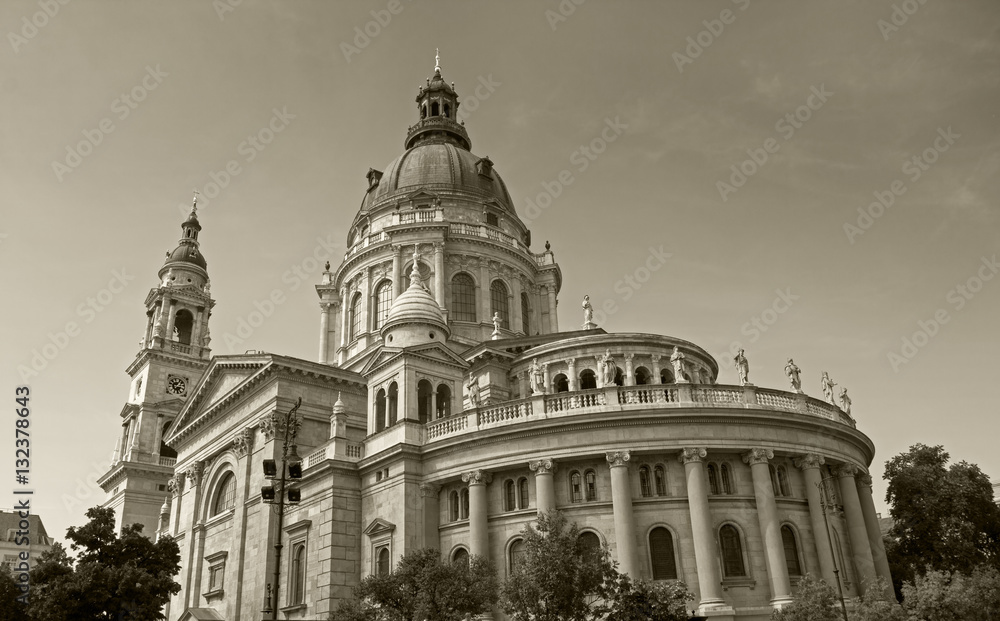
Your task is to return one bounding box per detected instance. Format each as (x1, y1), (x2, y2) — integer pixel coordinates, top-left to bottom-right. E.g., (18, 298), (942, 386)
(380, 249), (449, 347)
(405, 50), (471, 151)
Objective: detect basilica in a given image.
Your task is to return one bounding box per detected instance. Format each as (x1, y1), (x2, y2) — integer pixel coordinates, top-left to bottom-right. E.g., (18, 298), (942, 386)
(99, 60), (891, 621)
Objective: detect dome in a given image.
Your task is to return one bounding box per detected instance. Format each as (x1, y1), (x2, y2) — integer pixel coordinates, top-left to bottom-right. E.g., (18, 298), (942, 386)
(165, 242), (207, 270)
(361, 143), (515, 214)
(380, 266), (449, 345)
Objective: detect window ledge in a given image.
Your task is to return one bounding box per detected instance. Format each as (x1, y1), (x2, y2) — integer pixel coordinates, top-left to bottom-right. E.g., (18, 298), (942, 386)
(204, 509), (235, 528)
(280, 603), (307, 613)
(202, 588), (224, 601)
(721, 577), (756, 590)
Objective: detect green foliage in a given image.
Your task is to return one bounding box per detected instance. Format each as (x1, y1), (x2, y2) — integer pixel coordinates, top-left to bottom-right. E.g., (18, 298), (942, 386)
(850, 577), (904, 621)
(27, 507), (181, 621)
(605, 573), (693, 621)
(330, 547), (498, 621)
(899, 565), (1000, 621)
(883, 444), (1000, 592)
(500, 511), (618, 621)
(0, 567), (28, 621)
(770, 574), (841, 621)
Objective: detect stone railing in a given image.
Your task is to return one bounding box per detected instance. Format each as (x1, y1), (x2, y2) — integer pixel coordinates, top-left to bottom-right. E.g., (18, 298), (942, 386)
(395, 207), (444, 225)
(158, 456), (177, 467)
(422, 383), (855, 444)
(533, 252), (555, 267)
(448, 222), (522, 250)
(345, 231), (389, 258)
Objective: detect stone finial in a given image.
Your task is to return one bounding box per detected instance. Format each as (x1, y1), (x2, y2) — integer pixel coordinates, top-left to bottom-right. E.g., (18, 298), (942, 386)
(606, 450), (631, 468)
(742, 448), (774, 466)
(678, 447), (707, 464)
(461, 470), (492, 485)
(793, 454), (826, 470)
(529, 458), (555, 475)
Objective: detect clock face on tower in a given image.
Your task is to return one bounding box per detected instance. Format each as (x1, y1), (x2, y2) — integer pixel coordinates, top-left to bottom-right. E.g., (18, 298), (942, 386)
(166, 375), (187, 396)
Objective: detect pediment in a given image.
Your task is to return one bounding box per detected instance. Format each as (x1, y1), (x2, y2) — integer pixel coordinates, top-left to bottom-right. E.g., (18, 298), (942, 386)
(363, 517), (396, 537)
(405, 189), (440, 204)
(178, 608), (224, 621)
(361, 342), (469, 377)
(166, 358), (270, 442)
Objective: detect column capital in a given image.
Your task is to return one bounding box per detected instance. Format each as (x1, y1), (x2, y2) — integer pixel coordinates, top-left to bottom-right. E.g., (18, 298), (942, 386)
(168, 474), (184, 497)
(742, 448), (774, 466)
(793, 453), (825, 470)
(420, 483), (441, 498)
(233, 428), (255, 457)
(319, 301), (334, 312)
(461, 470), (492, 486)
(651, 354), (661, 362)
(678, 447), (707, 464)
(623, 353), (634, 361)
(528, 458), (556, 475)
(606, 450), (632, 468)
(834, 463), (859, 478)
(564, 357), (576, 367)
(185, 461), (204, 487)
(433, 241), (445, 250)
(857, 472), (873, 487)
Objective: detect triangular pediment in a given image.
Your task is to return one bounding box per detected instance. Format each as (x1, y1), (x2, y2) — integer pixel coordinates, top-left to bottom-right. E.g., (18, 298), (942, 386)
(361, 342), (469, 377)
(363, 517), (396, 536)
(405, 189), (439, 204)
(165, 358), (271, 442)
(178, 608), (225, 621)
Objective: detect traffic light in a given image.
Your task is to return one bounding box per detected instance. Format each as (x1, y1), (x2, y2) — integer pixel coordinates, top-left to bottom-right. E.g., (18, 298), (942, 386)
(287, 488), (301, 503)
(263, 459), (277, 478)
(288, 460), (302, 479)
(261, 485), (275, 502)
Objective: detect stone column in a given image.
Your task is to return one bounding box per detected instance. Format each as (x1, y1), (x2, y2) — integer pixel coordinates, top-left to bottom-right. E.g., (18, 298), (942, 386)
(542, 363), (550, 394)
(167, 474), (184, 535)
(429, 391), (437, 420)
(318, 302), (332, 364)
(433, 242), (446, 309)
(836, 464), (878, 593)
(546, 285), (558, 333)
(857, 473), (893, 590)
(651, 355), (662, 384)
(566, 358), (578, 391)
(462, 470), (492, 559)
(143, 310), (155, 348)
(192, 307), (204, 347)
(679, 447), (726, 609)
(478, 263), (491, 324)
(518, 372), (529, 400)
(164, 298), (178, 341)
(359, 268), (371, 336)
(793, 454), (837, 587)
(339, 286), (349, 351)
(743, 448), (793, 606)
(529, 458), (556, 515)
(607, 451), (639, 577)
(391, 245), (402, 298)
(623, 353), (635, 386)
(420, 484), (441, 551)
(152, 414), (164, 460)
(511, 277), (523, 334)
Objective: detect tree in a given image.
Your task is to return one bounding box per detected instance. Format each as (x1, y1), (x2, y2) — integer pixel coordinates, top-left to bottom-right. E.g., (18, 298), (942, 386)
(500, 511), (617, 621)
(330, 547), (498, 621)
(770, 574), (840, 621)
(27, 506), (181, 621)
(0, 567), (28, 621)
(850, 577), (904, 621)
(883, 444), (1000, 591)
(605, 573), (692, 621)
(899, 565), (1000, 621)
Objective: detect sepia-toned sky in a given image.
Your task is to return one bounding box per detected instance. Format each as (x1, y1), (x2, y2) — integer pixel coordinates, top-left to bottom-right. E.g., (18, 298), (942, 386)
(1, 0), (998, 544)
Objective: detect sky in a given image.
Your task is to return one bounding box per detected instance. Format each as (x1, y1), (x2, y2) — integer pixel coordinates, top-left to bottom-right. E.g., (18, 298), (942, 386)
(1, 0), (998, 544)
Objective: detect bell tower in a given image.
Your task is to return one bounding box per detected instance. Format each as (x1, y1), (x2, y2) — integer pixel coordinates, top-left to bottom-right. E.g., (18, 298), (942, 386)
(99, 195), (215, 536)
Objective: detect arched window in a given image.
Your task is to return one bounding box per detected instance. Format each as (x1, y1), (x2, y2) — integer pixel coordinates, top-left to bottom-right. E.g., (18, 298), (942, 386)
(660, 368), (675, 384)
(290, 543), (306, 604)
(635, 366), (651, 385)
(376, 547), (390, 576)
(451, 274), (476, 322)
(518, 477), (529, 509)
(436, 384), (451, 418)
(580, 369), (597, 390)
(521, 292), (530, 334)
(721, 463), (733, 495)
(431, 101), (439, 116)
(449, 490), (459, 521)
(417, 380), (433, 424)
(639, 466), (652, 498)
(613, 367), (624, 386)
(460, 488), (469, 519)
(421, 104), (427, 119)
(720, 525), (746, 577)
(781, 525), (802, 576)
(211, 472), (236, 517)
(509, 538), (525, 571)
(649, 527), (678, 580)
(375, 388), (386, 432)
(505, 480), (516, 511)
(387, 382), (398, 426)
(553, 373), (569, 393)
(707, 464), (719, 495)
(585, 470), (597, 501)
(443, 103), (451, 118)
(159, 421), (177, 459)
(372, 280), (392, 330)
(578, 531), (601, 557)
(452, 547), (469, 567)
(349, 292), (362, 341)
(490, 281), (510, 329)
(570, 471), (583, 503)
(174, 310), (194, 345)
(654, 466), (666, 496)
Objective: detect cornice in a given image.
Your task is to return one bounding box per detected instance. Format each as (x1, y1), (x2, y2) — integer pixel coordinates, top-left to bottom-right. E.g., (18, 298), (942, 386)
(126, 348), (210, 376)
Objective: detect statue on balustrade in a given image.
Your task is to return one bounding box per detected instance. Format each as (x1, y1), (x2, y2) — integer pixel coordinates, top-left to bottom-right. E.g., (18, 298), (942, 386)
(821, 371), (836, 404)
(670, 347), (687, 383)
(734, 349), (750, 385)
(785, 358), (802, 392)
(599, 349), (616, 386)
(839, 386), (853, 418)
(491, 312), (502, 339)
(529, 359), (545, 395)
(467, 374), (481, 408)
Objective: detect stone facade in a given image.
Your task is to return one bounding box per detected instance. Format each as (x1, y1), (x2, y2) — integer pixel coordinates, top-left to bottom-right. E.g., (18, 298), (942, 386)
(101, 63), (891, 621)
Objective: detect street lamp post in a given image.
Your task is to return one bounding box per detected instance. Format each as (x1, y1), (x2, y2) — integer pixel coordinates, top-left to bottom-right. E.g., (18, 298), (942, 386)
(817, 477), (850, 621)
(260, 397), (303, 619)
